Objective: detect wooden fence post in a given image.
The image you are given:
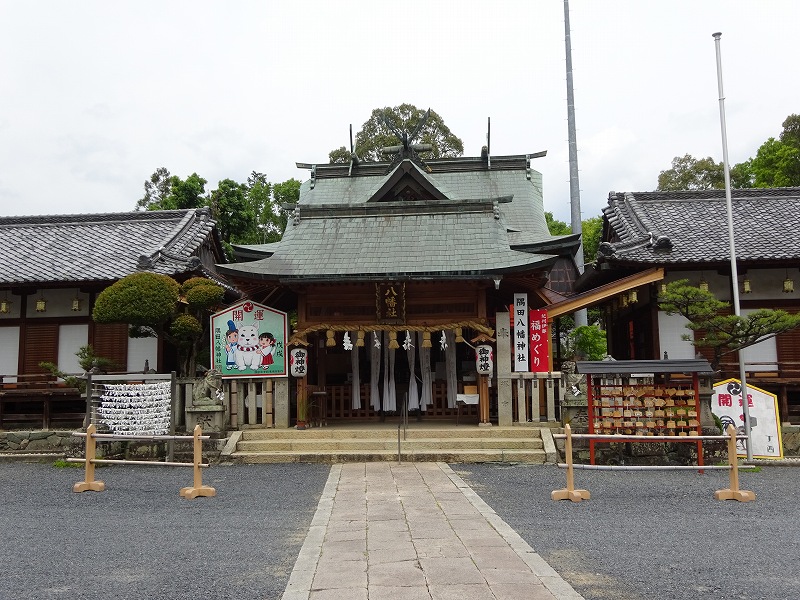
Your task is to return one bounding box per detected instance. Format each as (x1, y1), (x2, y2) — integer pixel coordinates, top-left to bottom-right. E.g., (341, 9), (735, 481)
(73, 424), (105, 493)
(714, 425), (756, 502)
(551, 424), (590, 502)
(180, 425), (216, 499)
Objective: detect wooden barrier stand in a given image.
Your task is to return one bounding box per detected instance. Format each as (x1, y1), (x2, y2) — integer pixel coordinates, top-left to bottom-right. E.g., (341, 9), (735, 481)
(70, 424), (216, 499)
(552, 424), (755, 503)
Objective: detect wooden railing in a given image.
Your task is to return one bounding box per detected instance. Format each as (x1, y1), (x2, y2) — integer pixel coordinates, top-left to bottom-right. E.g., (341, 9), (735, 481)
(0, 373), (83, 429)
(716, 360), (800, 380)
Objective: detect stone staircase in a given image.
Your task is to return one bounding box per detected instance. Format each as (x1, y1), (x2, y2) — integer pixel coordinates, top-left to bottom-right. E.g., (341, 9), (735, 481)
(223, 424), (554, 464)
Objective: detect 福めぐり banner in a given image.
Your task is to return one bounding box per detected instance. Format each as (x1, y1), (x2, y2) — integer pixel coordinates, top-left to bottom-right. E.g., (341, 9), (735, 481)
(211, 301), (288, 378)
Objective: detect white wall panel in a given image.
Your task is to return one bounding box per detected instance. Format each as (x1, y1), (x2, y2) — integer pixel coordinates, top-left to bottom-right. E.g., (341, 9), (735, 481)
(0, 326), (21, 380)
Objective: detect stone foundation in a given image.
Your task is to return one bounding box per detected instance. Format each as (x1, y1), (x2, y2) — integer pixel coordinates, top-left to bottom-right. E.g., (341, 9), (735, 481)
(0, 429), (226, 463)
(557, 421), (800, 464)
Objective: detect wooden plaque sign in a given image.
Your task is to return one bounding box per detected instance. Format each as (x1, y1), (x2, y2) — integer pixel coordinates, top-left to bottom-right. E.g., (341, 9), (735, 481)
(376, 282), (405, 324)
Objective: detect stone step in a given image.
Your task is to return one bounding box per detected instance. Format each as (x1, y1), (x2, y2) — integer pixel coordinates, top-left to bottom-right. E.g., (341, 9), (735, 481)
(230, 448), (548, 464)
(236, 437), (544, 452)
(239, 427), (545, 441)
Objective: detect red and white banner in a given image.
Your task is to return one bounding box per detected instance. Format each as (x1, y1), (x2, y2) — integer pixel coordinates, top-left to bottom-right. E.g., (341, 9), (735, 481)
(529, 309), (550, 372)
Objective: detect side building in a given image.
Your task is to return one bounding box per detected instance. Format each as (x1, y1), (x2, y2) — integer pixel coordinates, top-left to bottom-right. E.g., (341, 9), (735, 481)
(582, 187), (800, 423)
(0, 208), (229, 378)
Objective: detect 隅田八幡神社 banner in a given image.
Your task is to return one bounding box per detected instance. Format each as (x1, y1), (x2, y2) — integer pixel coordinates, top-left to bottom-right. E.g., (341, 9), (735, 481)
(511, 295), (550, 373)
(211, 301), (288, 378)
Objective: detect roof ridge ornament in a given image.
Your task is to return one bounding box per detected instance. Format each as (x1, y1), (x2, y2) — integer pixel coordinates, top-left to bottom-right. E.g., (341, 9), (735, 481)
(380, 108), (434, 173)
(295, 163), (317, 188)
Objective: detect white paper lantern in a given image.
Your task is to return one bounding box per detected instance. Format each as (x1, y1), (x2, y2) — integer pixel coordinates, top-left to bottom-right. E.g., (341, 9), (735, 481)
(475, 344), (494, 376)
(290, 348), (309, 378)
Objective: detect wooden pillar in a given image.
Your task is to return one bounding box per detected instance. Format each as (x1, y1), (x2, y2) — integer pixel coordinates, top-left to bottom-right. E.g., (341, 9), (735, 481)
(296, 377), (307, 428)
(265, 379), (274, 427)
(478, 374), (490, 425)
(779, 384), (788, 425)
(229, 379), (238, 429)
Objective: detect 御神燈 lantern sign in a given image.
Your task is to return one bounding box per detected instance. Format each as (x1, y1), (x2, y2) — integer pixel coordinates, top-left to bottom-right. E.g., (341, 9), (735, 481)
(476, 344), (493, 375)
(290, 348), (309, 378)
(210, 300), (288, 378)
(529, 309), (550, 373)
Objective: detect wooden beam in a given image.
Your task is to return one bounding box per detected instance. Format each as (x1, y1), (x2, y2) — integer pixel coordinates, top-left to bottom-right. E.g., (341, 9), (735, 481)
(546, 267), (665, 318)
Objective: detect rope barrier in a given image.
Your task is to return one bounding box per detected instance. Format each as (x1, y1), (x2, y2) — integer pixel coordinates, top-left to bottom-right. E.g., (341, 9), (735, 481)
(551, 424), (755, 503)
(69, 424), (216, 499)
(289, 320), (494, 346)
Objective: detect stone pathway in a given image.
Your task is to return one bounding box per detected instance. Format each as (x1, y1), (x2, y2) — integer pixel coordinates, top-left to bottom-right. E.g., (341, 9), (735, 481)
(281, 462), (583, 600)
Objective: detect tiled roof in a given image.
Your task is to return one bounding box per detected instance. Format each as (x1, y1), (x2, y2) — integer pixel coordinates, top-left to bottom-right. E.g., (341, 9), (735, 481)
(220, 156), (563, 282)
(0, 208), (221, 285)
(299, 160), (552, 238)
(219, 201), (556, 282)
(599, 188), (800, 265)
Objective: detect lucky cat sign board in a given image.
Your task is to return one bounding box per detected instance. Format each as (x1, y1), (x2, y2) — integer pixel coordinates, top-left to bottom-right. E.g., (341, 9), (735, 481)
(211, 301), (288, 378)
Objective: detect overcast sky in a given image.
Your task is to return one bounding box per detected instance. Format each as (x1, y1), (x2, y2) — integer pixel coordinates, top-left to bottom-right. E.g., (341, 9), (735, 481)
(1, 1), (797, 223)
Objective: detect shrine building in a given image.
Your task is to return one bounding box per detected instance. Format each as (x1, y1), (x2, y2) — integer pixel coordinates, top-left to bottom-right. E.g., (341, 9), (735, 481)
(218, 128), (588, 427)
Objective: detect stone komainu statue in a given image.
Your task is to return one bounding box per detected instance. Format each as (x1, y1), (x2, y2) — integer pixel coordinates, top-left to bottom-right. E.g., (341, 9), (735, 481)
(561, 360), (586, 399)
(193, 369), (224, 406)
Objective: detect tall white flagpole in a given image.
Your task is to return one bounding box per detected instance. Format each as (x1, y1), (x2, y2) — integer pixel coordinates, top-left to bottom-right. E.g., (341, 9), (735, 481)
(713, 32), (752, 460)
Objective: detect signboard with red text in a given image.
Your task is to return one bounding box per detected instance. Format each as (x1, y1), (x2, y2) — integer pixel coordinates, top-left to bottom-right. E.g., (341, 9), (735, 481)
(712, 378), (783, 459)
(529, 309), (550, 373)
(211, 300), (288, 378)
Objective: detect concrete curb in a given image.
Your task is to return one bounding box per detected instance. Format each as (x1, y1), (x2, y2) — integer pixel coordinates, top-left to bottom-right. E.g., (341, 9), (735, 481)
(219, 430), (242, 460)
(540, 427), (559, 463)
(281, 464), (339, 600)
(0, 452), (63, 463)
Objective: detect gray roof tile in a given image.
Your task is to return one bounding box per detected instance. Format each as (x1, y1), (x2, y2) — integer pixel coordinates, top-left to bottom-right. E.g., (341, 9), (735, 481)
(0, 208), (221, 285)
(223, 157), (560, 281)
(600, 188), (800, 265)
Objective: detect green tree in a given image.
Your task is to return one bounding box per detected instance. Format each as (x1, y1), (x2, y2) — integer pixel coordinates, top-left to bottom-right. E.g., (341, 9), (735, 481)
(545, 211), (571, 236)
(581, 216), (603, 266)
(566, 325), (607, 360)
(658, 279), (800, 370)
(93, 273), (224, 376)
(136, 170), (208, 211)
(269, 178), (300, 238)
(170, 173), (208, 209)
(136, 167), (172, 211)
(656, 154), (753, 191)
(779, 113), (800, 146)
(329, 104), (464, 163)
(750, 137), (800, 187)
(209, 178), (254, 258)
(245, 171), (274, 244)
(658, 114), (800, 192)
(545, 212), (602, 266)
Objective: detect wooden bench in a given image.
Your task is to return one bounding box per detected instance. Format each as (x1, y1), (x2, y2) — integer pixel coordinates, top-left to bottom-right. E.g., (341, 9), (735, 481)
(0, 374), (84, 430)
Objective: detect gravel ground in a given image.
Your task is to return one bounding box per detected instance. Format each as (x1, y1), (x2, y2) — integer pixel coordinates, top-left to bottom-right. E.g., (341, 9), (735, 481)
(454, 463), (800, 600)
(0, 462), (330, 600)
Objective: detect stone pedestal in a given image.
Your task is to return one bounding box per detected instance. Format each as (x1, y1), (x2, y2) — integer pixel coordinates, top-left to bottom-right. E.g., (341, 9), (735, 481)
(274, 378), (290, 428)
(560, 398), (588, 428)
(185, 405), (226, 437)
(495, 311), (513, 427)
